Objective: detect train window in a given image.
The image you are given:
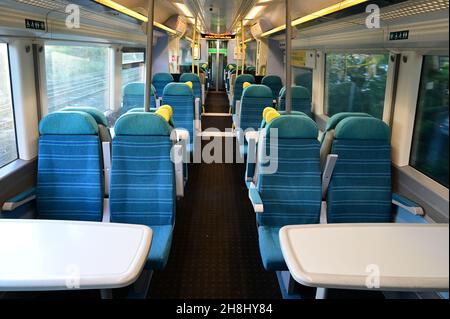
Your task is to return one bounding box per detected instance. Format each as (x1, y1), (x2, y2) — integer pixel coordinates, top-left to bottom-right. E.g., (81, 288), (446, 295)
(122, 52), (145, 89)
(45, 45), (111, 113)
(324, 53), (389, 119)
(0, 43), (18, 169)
(410, 56), (449, 188)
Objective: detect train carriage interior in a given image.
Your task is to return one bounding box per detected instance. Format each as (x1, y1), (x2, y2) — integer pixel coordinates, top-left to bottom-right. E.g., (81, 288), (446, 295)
(0, 0), (448, 305)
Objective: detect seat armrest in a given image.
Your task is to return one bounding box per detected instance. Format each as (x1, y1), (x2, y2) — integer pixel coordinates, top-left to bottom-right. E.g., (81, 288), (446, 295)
(249, 188), (264, 213)
(156, 97), (162, 108)
(235, 100), (241, 129)
(392, 193), (425, 216)
(173, 143), (185, 198)
(102, 141), (111, 196)
(172, 128), (190, 143)
(2, 187), (36, 212)
(245, 131), (259, 182)
(201, 84), (206, 106)
(322, 154), (338, 198)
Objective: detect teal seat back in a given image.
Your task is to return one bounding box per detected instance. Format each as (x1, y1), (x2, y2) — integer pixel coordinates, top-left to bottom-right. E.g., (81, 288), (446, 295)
(110, 112), (175, 226)
(122, 82), (156, 114)
(37, 112), (103, 221)
(262, 75), (283, 99)
(162, 83), (195, 148)
(279, 86), (312, 118)
(232, 74), (255, 114)
(240, 85), (274, 131)
(327, 117), (392, 223)
(180, 73), (201, 101)
(256, 115), (322, 227)
(153, 73), (174, 97)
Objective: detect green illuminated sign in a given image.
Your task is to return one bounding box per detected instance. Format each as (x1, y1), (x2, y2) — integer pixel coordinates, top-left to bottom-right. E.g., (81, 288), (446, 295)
(208, 48), (228, 56)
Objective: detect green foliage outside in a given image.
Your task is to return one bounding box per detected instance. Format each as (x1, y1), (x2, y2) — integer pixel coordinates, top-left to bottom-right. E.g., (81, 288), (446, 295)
(325, 53), (388, 119)
(410, 56), (449, 187)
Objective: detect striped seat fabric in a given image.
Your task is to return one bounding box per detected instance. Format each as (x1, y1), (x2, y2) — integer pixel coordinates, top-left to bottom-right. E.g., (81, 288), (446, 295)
(256, 115), (322, 271)
(37, 111), (103, 221)
(232, 74), (255, 114)
(278, 86), (313, 119)
(110, 112), (175, 270)
(153, 73), (174, 97)
(240, 85), (274, 132)
(327, 117), (392, 223)
(122, 82), (157, 114)
(320, 112), (373, 170)
(162, 82), (195, 152)
(180, 73), (202, 102)
(261, 75), (283, 100)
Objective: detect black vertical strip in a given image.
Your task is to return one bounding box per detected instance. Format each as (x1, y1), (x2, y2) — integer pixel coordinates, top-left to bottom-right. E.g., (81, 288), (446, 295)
(32, 44), (43, 121)
(389, 53), (401, 129)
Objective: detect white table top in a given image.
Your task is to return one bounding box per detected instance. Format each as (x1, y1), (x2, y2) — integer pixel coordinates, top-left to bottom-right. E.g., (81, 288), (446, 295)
(280, 223), (449, 292)
(0, 219), (152, 291)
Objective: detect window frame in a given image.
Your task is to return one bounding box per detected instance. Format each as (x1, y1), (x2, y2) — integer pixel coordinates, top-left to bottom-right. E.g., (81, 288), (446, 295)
(40, 41), (114, 116)
(322, 51), (391, 120)
(408, 55), (449, 188)
(0, 42), (19, 170)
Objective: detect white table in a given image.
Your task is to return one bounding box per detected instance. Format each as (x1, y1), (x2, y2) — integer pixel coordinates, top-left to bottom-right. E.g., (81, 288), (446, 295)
(280, 223), (449, 299)
(0, 219), (152, 295)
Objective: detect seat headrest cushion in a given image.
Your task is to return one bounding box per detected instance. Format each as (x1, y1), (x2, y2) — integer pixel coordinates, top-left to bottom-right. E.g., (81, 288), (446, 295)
(114, 113), (171, 136)
(334, 117), (390, 141)
(266, 115), (318, 139)
(279, 86), (310, 99)
(180, 73), (200, 83)
(153, 73), (174, 82)
(40, 111), (99, 135)
(242, 84), (273, 98)
(163, 82), (194, 96)
(61, 106), (108, 127)
(325, 112), (373, 132)
(235, 74), (255, 84)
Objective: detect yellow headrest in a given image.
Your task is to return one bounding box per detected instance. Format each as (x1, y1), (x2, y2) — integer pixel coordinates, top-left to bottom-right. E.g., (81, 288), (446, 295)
(243, 82), (251, 90)
(202, 63), (208, 69)
(155, 105), (173, 122)
(185, 81), (193, 89)
(229, 65), (234, 70)
(159, 105), (173, 117)
(263, 107), (277, 121)
(265, 110), (281, 124)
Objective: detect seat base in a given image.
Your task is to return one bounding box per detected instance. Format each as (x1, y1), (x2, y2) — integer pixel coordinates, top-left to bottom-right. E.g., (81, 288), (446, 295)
(258, 226), (288, 271)
(144, 225), (174, 270)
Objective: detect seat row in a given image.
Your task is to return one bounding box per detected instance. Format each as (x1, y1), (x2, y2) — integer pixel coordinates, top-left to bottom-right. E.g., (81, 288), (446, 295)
(245, 110), (424, 271)
(122, 72), (205, 115)
(2, 108), (184, 272)
(231, 78), (313, 158)
(124, 81), (202, 154)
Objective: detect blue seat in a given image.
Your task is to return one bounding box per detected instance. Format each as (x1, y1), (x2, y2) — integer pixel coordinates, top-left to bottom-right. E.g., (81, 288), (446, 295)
(320, 112), (373, 170)
(278, 86), (313, 119)
(261, 75), (283, 100)
(248, 115), (322, 271)
(110, 112), (175, 270)
(37, 112), (104, 221)
(237, 85), (274, 157)
(153, 73), (174, 97)
(180, 73), (202, 103)
(232, 74), (255, 115)
(122, 82), (157, 114)
(327, 117), (393, 223)
(162, 82), (197, 153)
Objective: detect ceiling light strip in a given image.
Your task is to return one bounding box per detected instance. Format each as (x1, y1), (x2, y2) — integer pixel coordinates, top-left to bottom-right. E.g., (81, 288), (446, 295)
(261, 0), (368, 37)
(95, 0), (177, 35)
